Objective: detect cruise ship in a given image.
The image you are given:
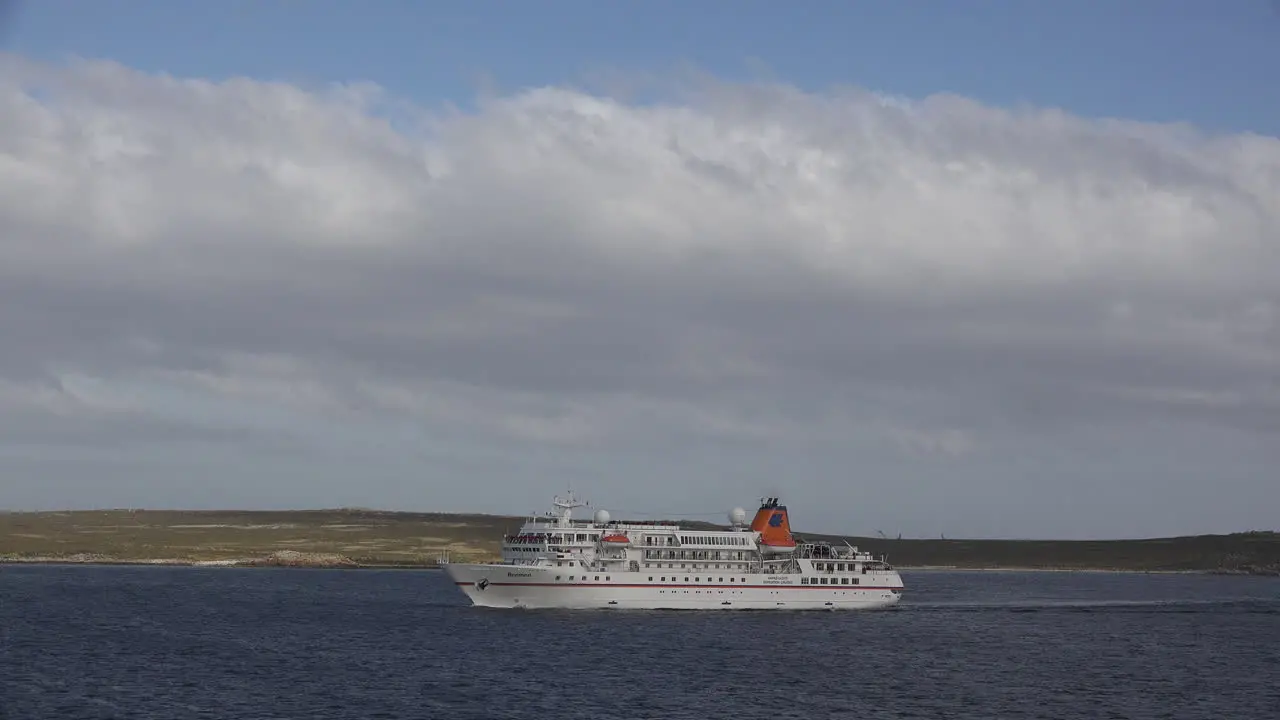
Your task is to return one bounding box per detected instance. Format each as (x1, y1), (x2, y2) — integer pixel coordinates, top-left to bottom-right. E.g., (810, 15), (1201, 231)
(439, 493), (904, 610)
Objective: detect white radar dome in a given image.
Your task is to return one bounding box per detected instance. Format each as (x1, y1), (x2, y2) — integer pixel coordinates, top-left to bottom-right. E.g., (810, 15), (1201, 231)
(729, 507), (748, 526)
(593, 509), (611, 525)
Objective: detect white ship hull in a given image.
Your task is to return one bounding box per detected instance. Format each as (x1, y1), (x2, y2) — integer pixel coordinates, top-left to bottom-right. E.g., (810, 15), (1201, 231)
(442, 562), (903, 610)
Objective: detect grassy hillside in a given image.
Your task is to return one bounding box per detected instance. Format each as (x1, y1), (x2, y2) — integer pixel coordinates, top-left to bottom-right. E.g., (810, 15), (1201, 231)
(1, 509), (1276, 574)
(0, 509), (516, 567)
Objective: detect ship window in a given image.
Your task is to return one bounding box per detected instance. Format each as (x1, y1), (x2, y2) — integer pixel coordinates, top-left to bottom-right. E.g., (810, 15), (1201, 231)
(606, 576), (611, 581)
(649, 576), (654, 581)
(568, 562), (575, 567)
(841, 578), (849, 584)
(569, 576), (575, 580)
(594, 576), (600, 581)
(555, 576), (561, 580)
(695, 577), (700, 582)
(800, 578), (808, 584)
(718, 577), (724, 582)
(852, 578), (859, 585)
(684, 577), (689, 582)
(661, 577), (667, 581)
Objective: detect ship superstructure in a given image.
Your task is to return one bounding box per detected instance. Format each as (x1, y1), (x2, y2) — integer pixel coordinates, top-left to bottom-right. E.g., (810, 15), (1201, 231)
(440, 493), (905, 610)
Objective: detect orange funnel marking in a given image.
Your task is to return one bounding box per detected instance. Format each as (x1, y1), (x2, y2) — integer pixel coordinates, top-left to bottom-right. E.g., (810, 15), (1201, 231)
(749, 499), (796, 548)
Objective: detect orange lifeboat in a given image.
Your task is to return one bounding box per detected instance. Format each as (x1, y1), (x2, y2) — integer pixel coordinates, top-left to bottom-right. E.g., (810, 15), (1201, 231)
(601, 533), (630, 544)
(750, 497), (797, 554)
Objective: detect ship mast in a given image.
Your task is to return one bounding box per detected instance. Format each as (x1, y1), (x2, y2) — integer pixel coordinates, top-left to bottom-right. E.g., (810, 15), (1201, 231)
(551, 490), (587, 527)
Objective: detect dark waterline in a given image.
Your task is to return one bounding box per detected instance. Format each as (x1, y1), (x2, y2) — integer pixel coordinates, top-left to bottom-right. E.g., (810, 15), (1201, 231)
(2, 566), (1277, 719)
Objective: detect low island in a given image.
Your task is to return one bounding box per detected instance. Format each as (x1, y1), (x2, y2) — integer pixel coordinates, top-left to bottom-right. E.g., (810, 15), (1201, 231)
(1, 509), (1276, 575)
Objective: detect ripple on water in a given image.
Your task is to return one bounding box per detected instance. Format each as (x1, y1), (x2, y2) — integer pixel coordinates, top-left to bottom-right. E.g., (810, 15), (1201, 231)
(1, 567), (1278, 720)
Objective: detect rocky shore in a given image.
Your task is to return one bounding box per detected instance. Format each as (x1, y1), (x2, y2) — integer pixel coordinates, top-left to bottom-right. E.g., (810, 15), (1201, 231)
(1, 550), (368, 569)
(1207, 564), (1280, 577)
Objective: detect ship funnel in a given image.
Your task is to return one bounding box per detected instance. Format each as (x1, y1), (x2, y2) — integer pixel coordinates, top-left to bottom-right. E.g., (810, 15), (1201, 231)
(749, 497), (796, 553)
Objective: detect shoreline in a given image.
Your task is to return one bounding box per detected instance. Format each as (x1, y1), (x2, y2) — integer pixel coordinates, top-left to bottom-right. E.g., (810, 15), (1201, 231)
(0, 550), (444, 571)
(898, 565), (1206, 574)
(5, 556), (1270, 576)
(0, 560), (438, 570)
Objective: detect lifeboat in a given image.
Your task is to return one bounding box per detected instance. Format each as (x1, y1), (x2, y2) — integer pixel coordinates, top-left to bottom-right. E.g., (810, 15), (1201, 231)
(759, 538), (797, 553)
(750, 497), (797, 554)
(601, 533), (630, 544)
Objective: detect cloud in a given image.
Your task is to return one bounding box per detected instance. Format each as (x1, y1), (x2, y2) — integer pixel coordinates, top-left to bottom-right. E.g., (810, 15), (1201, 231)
(1, 54), (1277, 536)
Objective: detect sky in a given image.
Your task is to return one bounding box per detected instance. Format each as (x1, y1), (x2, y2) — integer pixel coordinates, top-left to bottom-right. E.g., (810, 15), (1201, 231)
(0, 1), (1277, 539)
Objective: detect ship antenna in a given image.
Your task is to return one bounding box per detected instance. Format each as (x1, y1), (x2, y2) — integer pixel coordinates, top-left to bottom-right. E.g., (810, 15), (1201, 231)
(551, 488), (588, 528)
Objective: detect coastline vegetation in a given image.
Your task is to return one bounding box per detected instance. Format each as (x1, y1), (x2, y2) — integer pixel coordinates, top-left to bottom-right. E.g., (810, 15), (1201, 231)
(1, 509), (1276, 575)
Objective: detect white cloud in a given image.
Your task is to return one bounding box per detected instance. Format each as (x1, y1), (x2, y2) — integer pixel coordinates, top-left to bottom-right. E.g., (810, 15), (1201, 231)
(1, 54), (1277, 536)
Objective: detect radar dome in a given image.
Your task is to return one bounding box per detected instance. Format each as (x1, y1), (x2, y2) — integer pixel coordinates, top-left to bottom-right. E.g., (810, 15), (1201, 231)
(593, 509), (611, 525)
(729, 507), (748, 526)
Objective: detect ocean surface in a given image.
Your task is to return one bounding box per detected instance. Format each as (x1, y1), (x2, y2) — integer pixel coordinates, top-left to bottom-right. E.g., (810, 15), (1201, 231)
(2, 566), (1277, 720)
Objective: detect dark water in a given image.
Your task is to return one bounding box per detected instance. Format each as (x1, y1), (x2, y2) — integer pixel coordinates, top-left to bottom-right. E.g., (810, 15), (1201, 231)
(2, 566), (1278, 720)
